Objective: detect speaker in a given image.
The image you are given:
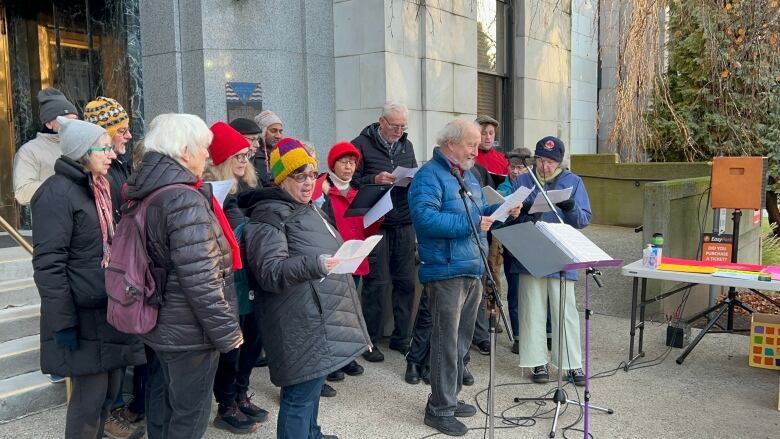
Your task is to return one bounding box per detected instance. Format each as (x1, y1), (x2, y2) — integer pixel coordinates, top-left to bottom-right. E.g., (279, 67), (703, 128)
(710, 156), (768, 210)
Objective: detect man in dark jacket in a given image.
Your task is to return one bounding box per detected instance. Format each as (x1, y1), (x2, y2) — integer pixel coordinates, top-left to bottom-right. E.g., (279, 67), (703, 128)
(351, 102), (418, 362)
(124, 113), (243, 439)
(408, 119), (520, 436)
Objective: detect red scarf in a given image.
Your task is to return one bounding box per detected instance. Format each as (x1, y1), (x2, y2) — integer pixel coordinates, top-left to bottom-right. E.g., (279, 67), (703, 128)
(192, 179), (243, 270)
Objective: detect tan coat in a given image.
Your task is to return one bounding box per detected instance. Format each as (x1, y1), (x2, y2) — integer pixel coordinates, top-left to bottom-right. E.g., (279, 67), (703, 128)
(13, 133), (61, 205)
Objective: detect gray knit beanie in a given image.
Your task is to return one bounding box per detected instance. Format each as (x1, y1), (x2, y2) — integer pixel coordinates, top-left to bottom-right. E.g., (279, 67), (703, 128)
(38, 88), (78, 125)
(57, 116), (107, 160)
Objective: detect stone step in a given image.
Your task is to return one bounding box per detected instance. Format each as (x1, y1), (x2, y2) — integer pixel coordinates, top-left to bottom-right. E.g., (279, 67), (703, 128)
(0, 247), (33, 281)
(0, 371), (66, 422)
(0, 277), (39, 310)
(0, 335), (39, 380)
(0, 305), (40, 344)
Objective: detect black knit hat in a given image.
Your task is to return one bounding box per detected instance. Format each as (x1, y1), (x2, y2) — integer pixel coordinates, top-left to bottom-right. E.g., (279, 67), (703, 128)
(229, 118), (261, 135)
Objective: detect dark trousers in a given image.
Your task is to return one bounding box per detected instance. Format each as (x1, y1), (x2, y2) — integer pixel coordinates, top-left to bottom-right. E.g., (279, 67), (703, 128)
(361, 224), (416, 346)
(407, 288), (473, 370)
(112, 362), (149, 413)
(427, 277), (481, 417)
(277, 375), (327, 439)
(214, 312), (261, 405)
(65, 368), (123, 439)
(145, 347), (220, 439)
(506, 272), (552, 338)
(471, 281), (490, 344)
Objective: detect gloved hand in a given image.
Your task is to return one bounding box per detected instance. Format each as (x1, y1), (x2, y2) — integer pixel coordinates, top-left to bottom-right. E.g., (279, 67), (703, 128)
(556, 198), (575, 212)
(54, 327), (79, 351)
(519, 199), (534, 216)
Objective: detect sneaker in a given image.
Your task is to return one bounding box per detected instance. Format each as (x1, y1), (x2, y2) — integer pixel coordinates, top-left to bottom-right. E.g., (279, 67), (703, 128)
(568, 368), (586, 387)
(454, 400), (477, 418)
(113, 405), (143, 424)
(327, 370), (345, 382)
(362, 347), (384, 362)
(48, 374), (65, 383)
(424, 411), (467, 436)
(341, 360), (364, 376)
(511, 340), (519, 354)
(462, 366), (474, 386)
(476, 340), (491, 356)
(532, 364), (550, 383)
(236, 392), (271, 423)
(213, 404), (258, 434)
(104, 414), (145, 439)
(321, 383), (337, 398)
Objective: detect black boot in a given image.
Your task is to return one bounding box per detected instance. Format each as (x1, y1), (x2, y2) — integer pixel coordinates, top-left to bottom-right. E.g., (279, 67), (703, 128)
(214, 403), (258, 434)
(462, 366), (474, 386)
(405, 362), (422, 384)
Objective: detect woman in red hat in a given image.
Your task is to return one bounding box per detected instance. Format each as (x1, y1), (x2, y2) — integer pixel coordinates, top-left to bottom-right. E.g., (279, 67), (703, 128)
(315, 141), (383, 384)
(204, 122), (269, 434)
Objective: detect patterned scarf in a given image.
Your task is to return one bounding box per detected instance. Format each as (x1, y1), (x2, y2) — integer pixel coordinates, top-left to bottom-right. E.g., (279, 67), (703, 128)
(192, 179), (243, 270)
(92, 175), (115, 268)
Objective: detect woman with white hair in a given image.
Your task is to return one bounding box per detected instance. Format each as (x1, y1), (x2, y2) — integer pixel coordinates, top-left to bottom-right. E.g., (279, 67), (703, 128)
(123, 113), (244, 439)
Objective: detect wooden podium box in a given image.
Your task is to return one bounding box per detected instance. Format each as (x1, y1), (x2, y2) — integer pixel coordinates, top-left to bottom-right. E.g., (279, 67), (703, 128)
(710, 156), (767, 210)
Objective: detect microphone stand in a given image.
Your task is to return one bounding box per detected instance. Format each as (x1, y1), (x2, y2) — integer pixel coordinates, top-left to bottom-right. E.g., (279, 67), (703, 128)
(452, 168), (513, 439)
(512, 158), (612, 438)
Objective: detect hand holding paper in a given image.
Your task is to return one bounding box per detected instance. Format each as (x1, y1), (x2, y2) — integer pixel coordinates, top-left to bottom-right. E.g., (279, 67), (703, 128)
(391, 166), (419, 187)
(329, 235), (383, 274)
(489, 186), (533, 222)
(529, 187), (573, 214)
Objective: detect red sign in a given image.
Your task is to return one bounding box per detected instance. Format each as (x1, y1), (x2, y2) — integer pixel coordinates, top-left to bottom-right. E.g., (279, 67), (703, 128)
(701, 233), (733, 263)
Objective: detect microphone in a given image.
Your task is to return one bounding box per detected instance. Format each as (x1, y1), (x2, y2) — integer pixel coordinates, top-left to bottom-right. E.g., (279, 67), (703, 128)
(450, 167), (472, 196)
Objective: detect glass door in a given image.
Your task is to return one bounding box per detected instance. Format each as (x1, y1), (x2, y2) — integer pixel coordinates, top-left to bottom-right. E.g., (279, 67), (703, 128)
(0, 2), (17, 225)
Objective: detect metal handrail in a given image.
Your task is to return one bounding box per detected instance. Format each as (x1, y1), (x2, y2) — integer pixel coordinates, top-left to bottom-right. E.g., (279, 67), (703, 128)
(0, 214), (33, 255)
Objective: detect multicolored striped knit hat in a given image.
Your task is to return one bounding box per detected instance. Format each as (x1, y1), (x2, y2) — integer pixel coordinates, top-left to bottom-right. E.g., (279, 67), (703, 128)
(270, 137), (317, 185)
(83, 96), (129, 138)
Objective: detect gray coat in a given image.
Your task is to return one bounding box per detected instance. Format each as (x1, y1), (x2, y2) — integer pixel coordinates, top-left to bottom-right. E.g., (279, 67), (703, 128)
(124, 152), (243, 354)
(240, 187), (371, 387)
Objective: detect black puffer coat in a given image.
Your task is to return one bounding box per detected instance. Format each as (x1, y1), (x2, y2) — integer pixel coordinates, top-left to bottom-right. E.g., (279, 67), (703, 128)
(32, 157), (145, 376)
(106, 153), (131, 222)
(352, 123), (417, 228)
(124, 152), (242, 354)
(239, 187), (371, 387)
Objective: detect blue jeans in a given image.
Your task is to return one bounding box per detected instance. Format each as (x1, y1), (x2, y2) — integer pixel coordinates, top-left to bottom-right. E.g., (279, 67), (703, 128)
(278, 376), (327, 439)
(506, 272), (552, 338)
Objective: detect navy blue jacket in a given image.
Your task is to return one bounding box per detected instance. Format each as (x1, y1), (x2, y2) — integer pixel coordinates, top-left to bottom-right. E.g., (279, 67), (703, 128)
(506, 168), (592, 279)
(408, 147), (498, 283)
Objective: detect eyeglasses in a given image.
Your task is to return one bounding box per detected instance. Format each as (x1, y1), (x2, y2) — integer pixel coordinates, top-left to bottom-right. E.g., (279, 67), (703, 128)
(243, 135), (261, 144)
(232, 152), (250, 162)
(289, 172), (319, 183)
(115, 127), (130, 137)
(89, 145), (115, 154)
(382, 117), (408, 131)
(336, 158), (357, 166)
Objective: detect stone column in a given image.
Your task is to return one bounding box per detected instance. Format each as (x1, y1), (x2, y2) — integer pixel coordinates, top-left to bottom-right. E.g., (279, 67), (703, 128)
(334, 0), (478, 161)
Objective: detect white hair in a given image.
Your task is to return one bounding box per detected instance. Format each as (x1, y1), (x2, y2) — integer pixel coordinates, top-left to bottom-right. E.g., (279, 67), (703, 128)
(436, 118), (481, 147)
(143, 113), (213, 160)
(380, 102), (408, 119)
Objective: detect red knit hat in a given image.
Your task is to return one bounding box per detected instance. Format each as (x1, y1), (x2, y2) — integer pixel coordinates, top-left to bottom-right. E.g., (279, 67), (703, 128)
(209, 121), (250, 165)
(327, 141), (361, 171)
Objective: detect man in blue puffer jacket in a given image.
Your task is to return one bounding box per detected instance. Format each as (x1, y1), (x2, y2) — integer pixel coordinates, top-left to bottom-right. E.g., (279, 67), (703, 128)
(510, 136), (592, 387)
(408, 119), (520, 436)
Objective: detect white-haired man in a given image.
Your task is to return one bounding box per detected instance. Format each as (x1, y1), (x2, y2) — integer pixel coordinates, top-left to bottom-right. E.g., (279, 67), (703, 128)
(408, 119), (519, 436)
(351, 102), (418, 362)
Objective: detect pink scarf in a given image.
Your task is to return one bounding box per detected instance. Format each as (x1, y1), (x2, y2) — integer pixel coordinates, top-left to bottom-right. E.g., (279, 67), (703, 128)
(92, 175), (115, 268)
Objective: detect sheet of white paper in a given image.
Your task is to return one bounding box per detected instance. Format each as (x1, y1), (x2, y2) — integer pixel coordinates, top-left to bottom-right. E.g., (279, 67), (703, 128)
(482, 186), (505, 206)
(536, 222), (613, 263)
(391, 166), (419, 187)
(529, 187), (573, 214)
(208, 179), (235, 205)
(489, 186), (533, 222)
(330, 235), (383, 274)
(363, 189), (394, 228)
